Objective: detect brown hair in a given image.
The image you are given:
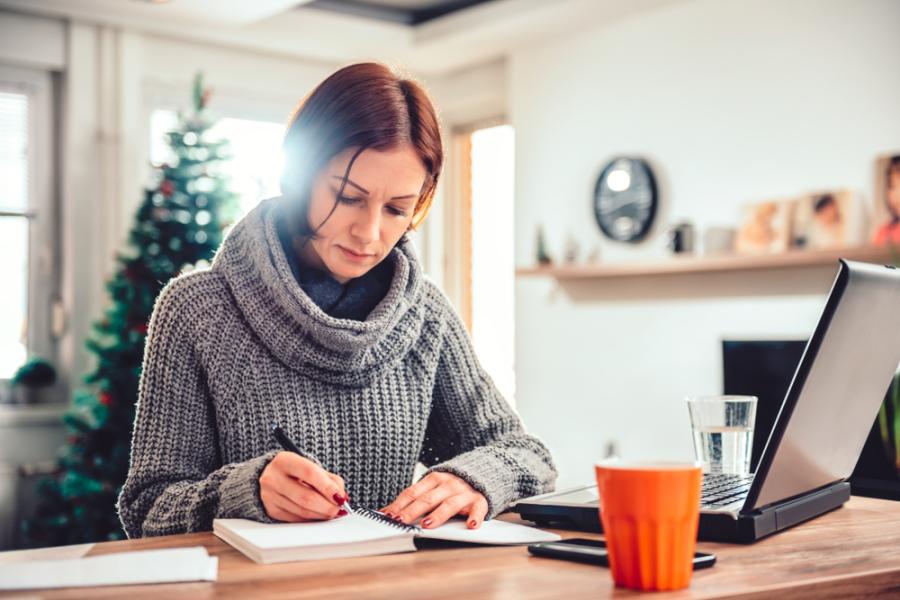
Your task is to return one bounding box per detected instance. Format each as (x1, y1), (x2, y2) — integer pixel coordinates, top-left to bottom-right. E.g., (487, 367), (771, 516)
(280, 62), (443, 238)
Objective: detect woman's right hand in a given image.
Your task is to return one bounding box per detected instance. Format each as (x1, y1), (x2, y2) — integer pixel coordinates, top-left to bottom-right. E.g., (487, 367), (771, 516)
(259, 451), (349, 522)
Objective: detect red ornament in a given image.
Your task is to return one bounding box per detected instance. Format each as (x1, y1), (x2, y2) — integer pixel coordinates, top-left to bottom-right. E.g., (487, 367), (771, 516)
(135, 322), (148, 335)
(67, 435), (79, 445)
(99, 392), (113, 407)
(160, 180), (174, 197)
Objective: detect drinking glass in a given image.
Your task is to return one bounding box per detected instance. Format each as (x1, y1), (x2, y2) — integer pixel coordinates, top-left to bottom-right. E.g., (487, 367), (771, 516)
(686, 395), (757, 475)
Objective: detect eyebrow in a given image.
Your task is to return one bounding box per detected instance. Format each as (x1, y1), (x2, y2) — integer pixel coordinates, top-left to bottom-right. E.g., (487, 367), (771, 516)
(331, 175), (418, 201)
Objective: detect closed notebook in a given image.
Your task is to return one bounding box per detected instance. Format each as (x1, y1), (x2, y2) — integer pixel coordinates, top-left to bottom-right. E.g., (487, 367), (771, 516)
(213, 508), (560, 564)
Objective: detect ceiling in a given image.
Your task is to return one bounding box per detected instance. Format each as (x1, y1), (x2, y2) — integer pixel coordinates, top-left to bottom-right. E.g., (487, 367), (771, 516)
(306, 0), (495, 25)
(0, 0), (683, 75)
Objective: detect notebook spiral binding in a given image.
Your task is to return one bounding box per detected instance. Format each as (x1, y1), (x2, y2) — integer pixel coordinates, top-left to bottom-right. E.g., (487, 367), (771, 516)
(355, 507), (419, 532)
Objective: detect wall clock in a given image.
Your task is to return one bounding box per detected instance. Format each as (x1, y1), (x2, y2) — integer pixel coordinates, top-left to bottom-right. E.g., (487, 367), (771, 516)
(593, 157), (658, 243)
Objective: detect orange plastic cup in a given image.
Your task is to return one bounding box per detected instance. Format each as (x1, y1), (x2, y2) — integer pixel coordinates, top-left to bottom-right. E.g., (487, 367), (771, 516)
(594, 461), (702, 591)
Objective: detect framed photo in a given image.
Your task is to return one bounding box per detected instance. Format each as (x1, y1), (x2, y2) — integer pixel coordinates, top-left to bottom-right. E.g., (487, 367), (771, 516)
(871, 155), (900, 246)
(791, 189), (865, 250)
(734, 199), (794, 254)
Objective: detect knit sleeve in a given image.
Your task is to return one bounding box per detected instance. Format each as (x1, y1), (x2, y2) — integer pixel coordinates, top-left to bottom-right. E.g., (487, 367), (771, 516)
(420, 292), (558, 519)
(116, 276), (277, 538)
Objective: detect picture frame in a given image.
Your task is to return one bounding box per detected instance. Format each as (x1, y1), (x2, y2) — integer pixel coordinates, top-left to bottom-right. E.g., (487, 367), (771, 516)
(790, 189), (865, 250)
(734, 199), (794, 254)
(871, 154), (900, 246)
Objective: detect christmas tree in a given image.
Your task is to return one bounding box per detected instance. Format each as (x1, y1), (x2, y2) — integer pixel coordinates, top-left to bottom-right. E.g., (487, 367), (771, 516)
(22, 74), (238, 547)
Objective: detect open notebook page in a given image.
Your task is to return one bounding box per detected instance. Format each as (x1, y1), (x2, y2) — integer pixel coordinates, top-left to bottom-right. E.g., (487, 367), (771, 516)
(419, 518), (561, 544)
(215, 512), (408, 550)
(215, 513), (560, 549)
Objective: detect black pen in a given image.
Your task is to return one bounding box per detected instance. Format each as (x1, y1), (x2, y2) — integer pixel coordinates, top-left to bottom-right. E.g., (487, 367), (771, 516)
(270, 422), (353, 515)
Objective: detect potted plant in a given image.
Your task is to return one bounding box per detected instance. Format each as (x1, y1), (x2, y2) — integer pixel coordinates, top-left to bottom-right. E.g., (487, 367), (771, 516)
(880, 245), (900, 475)
(9, 357), (58, 404)
(878, 372), (900, 475)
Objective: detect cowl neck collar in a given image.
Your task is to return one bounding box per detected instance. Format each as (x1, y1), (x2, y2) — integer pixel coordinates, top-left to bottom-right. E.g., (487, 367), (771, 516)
(212, 197), (427, 386)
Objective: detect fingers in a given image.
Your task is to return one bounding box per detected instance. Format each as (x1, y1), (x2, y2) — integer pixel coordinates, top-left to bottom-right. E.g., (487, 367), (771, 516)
(419, 493), (471, 529)
(465, 496), (489, 529)
(325, 472), (348, 502)
(275, 452), (347, 507)
(392, 485), (457, 524)
(260, 483), (322, 522)
(263, 491), (313, 522)
(259, 452), (349, 521)
(380, 474), (441, 517)
(271, 488), (347, 522)
(276, 476), (343, 519)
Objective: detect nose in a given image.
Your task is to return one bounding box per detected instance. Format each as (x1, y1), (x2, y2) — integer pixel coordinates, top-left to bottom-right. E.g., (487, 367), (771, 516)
(350, 203), (380, 244)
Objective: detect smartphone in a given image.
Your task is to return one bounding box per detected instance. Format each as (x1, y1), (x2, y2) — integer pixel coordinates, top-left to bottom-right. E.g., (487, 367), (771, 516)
(528, 538), (716, 569)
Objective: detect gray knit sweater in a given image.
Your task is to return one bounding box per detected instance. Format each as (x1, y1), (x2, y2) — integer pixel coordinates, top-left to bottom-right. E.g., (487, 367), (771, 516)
(117, 197), (557, 538)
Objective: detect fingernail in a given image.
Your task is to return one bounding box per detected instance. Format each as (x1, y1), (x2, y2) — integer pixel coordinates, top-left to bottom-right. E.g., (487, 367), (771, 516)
(422, 517), (433, 528)
(333, 493), (344, 504)
(393, 515), (403, 522)
(383, 512), (393, 518)
(337, 509), (347, 517)
(468, 520), (477, 528)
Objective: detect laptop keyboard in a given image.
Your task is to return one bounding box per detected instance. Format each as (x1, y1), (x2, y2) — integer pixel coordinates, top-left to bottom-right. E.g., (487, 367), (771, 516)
(701, 473), (754, 507)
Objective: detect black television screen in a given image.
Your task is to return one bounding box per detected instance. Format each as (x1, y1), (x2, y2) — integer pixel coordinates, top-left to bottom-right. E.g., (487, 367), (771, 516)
(722, 339), (900, 500)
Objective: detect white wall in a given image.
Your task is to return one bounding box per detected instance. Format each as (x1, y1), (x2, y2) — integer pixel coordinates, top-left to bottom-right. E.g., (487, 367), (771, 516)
(510, 0), (900, 488)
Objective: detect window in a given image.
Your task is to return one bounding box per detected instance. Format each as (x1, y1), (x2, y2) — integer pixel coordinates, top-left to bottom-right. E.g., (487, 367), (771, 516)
(0, 66), (54, 380)
(447, 122), (516, 405)
(470, 125), (516, 405)
(150, 109), (286, 220)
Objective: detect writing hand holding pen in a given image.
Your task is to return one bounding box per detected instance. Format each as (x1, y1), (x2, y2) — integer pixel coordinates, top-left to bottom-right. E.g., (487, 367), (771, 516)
(258, 423), (351, 522)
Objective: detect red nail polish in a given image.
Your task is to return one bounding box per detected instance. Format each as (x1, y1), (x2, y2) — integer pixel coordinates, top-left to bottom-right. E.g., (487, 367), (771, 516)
(393, 515), (403, 522)
(333, 493), (344, 504)
(338, 509), (347, 517)
(383, 511), (393, 518)
(422, 517), (433, 528)
(468, 520), (477, 528)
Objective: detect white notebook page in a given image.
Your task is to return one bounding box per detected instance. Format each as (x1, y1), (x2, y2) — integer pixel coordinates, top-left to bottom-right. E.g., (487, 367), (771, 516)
(215, 513), (560, 550)
(215, 512), (408, 550)
(420, 519), (561, 544)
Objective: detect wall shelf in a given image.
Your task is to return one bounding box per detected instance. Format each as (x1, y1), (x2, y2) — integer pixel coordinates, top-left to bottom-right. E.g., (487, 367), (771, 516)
(516, 245), (897, 280)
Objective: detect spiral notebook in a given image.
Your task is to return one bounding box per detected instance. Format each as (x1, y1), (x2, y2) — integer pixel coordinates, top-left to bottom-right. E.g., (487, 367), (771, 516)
(213, 508), (560, 564)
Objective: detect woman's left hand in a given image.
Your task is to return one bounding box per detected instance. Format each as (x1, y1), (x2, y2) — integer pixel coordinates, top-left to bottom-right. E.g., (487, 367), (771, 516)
(380, 471), (488, 529)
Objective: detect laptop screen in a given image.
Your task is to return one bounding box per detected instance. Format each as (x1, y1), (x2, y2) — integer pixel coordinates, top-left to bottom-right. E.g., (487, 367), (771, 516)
(744, 261), (900, 510)
(724, 339), (900, 501)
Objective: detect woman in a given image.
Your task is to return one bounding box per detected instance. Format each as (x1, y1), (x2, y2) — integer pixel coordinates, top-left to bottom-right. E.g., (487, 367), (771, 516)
(873, 156), (900, 246)
(117, 63), (557, 537)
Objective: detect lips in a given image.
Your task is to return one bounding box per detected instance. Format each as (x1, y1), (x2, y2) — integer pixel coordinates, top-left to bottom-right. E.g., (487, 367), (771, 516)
(338, 245), (374, 260)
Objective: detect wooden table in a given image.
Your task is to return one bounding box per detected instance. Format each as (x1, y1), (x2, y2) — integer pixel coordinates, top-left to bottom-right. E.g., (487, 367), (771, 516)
(3, 496), (900, 599)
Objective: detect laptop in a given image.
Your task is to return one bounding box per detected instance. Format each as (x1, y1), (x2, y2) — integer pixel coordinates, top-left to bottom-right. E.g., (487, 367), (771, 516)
(512, 259), (900, 543)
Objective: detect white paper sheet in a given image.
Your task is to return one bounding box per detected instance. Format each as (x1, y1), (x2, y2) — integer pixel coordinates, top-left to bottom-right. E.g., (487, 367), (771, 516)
(0, 543), (93, 565)
(0, 546), (218, 590)
(418, 519), (561, 544)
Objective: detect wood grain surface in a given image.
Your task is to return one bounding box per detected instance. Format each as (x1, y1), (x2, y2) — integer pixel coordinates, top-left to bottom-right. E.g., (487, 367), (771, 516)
(3, 496), (900, 599)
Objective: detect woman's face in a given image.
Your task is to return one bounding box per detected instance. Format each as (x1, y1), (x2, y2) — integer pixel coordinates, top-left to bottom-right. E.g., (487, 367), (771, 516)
(888, 171), (900, 217)
(298, 145), (427, 283)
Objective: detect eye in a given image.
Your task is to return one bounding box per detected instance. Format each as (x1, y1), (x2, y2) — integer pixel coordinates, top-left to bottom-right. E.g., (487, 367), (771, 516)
(387, 205), (408, 217)
(337, 195), (360, 205)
